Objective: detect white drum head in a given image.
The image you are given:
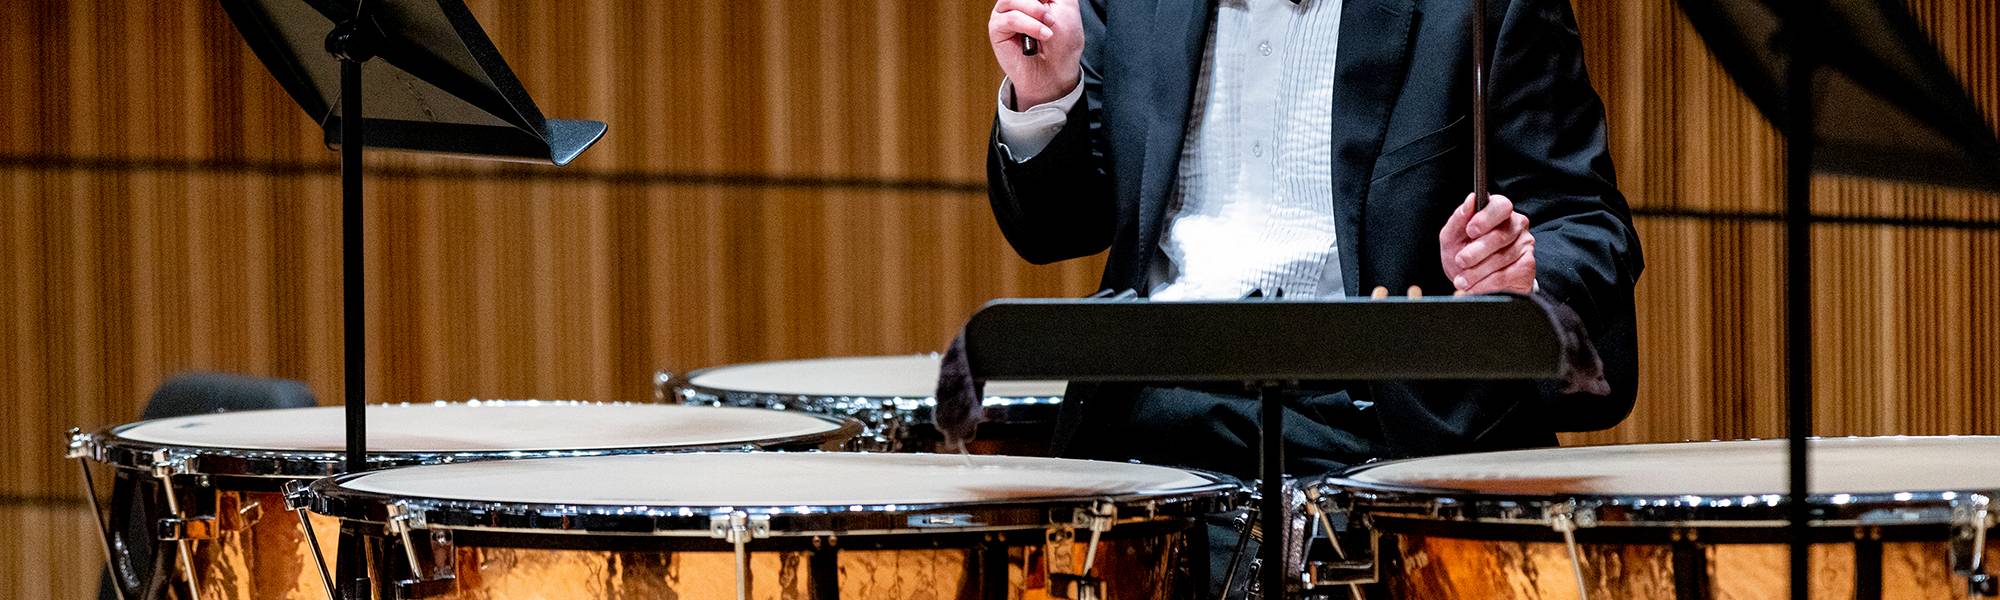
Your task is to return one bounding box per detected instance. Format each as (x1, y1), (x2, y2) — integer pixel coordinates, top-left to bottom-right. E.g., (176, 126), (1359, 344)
(340, 452), (1216, 506)
(1348, 436), (2000, 497)
(688, 355), (1066, 399)
(114, 402), (844, 452)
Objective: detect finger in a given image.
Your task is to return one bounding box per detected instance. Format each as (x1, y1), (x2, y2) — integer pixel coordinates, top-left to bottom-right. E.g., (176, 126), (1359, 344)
(1438, 193), (1477, 245)
(1453, 233), (1533, 290)
(1453, 215), (1526, 268)
(1464, 194), (1515, 238)
(1048, 0), (1081, 19)
(1467, 252), (1537, 294)
(989, 11), (1054, 44)
(992, 0), (1050, 23)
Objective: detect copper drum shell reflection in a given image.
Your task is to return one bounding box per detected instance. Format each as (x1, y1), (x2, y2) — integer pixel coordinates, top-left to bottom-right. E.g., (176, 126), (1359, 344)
(1374, 531), (2000, 600)
(80, 402), (862, 598)
(179, 490), (342, 600)
(360, 532), (1189, 600)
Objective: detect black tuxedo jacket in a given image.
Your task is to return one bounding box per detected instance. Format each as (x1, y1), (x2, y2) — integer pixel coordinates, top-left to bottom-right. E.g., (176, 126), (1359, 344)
(984, 0), (1640, 460)
(986, 0), (1644, 460)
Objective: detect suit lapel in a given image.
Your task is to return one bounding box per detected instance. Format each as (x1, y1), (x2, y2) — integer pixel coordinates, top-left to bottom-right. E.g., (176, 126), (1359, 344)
(1328, 0), (1416, 296)
(1133, 0), (1217, 276)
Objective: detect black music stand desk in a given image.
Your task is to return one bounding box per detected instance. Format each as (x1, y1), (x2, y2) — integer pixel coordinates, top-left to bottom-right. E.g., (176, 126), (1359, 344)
(962, 295), (1567, 597)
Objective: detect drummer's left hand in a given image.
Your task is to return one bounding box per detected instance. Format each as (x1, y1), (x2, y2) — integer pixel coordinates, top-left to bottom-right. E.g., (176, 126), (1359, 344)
(1439, 193), (1536, 294)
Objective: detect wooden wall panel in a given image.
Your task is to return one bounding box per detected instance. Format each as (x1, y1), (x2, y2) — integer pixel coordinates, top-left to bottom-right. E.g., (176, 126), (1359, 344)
(1568, 219), (2000, 447)
(0, 0), (1001, 182)
(0, 167), (1099, 501)
(0, 505), (99, 600)
(0, 0), (1997, 595)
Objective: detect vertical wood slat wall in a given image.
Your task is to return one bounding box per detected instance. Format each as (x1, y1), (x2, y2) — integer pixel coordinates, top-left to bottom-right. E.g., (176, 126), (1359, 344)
(0, 1), (1993, 597)
(1568, 0), (2000, 446)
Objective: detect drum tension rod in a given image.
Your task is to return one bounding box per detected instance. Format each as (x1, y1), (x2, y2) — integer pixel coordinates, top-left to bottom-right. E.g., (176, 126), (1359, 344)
(712, 511), (773, 600)
(652, 370), (681, 404)
(283, 481), (340, 600)
(1546, 502), (1598, 600)
(149, 450), (207, 600)
(68, 430), (129, 600)
(1951, 494), (1999, 597)
(1047, 500), (1116, 600)
(386, 501), (458, 597)
(1300, 485), (1376, 599)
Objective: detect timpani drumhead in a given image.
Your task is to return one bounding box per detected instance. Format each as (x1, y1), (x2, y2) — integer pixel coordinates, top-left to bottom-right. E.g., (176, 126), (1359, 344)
(339, 452), (1216, 506)
(113, 402), (845, 453)
(1345, 436), (2000, 497)
(686, 355), (1066, 399)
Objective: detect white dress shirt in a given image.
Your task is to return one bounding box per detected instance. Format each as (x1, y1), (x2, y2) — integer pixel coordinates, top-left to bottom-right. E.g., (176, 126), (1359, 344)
(998, 0), (1346, 300)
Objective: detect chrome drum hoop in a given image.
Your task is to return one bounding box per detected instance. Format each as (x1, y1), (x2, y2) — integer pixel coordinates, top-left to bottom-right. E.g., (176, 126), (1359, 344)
(1312, 479), (1995, 532)
(301, 460), (1240, 538)
(677, 369), (1061, 452)
(78, 400), (862, 480)
(1311, 436), (2000, 533)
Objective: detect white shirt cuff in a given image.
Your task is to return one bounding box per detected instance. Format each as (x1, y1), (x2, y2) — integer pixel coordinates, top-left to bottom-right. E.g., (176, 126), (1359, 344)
(995, 76), (1083, 163)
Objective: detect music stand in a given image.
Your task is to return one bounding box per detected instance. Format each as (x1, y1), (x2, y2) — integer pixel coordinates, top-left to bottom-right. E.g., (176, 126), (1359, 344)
(962, 295), (1566, 597)
(1673, 0), (2000, 597)
(217, 1), (605, 597)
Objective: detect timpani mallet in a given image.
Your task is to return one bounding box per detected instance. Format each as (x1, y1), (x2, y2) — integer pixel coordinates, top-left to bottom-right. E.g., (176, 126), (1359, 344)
(1471, 0), (1490, 211)
(1020, 0), (1048, 56)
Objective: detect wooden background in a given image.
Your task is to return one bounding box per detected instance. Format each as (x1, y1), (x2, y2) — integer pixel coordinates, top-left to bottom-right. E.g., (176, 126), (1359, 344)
(2, 0), (1995, 597)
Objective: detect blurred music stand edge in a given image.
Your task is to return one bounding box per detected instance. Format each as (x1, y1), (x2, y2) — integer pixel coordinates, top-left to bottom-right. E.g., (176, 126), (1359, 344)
(1672, 0), (2000, 597)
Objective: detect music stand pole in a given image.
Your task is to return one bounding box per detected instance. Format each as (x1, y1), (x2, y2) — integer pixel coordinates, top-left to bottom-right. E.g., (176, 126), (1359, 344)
(332, 28), (369, 488)
(1257, 382), (1287, 598)
(328, 16), (374, 600)
(1780, 8), (1817, 600)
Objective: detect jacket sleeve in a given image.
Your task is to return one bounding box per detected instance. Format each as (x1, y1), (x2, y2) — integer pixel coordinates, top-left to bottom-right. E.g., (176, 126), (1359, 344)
(985, 0), (1119, 266)
(1490, 0), (1645, 432)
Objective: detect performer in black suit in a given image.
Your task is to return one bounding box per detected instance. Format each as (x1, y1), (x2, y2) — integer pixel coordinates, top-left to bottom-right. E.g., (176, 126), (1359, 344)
(983, 0), (1643, 479)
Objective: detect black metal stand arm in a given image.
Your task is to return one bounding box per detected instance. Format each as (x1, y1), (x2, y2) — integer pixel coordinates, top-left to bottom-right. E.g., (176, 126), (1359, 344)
(216, 1), (605, 595)
(326, 8), (373, 497)
(1779, 10), (1815, 599)
(1254, 381), (1289, 598)
(326, 13), (375, 600)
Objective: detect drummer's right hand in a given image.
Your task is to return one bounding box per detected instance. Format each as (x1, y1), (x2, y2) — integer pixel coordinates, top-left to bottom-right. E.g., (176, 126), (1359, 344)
(989, 0), (1083, 109)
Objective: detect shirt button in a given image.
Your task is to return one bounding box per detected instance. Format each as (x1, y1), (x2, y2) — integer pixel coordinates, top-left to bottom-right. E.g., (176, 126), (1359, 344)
(1259, 41), (1273, 56)
(1251, 142), (1264, 157)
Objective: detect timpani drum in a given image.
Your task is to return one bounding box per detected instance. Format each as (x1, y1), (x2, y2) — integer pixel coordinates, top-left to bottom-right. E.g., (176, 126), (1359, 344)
(1304, 436), (2000, 599)
(67, 401), (858, 600)
(299, 452), (1237, 599)
(673, 355), (1067, 454)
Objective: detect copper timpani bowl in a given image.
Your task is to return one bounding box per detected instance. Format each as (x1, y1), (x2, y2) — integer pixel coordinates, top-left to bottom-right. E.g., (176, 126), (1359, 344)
(299, 452), (1239, 599)
(1309, 436), (2000, 599)
(70, 401), (860, 600)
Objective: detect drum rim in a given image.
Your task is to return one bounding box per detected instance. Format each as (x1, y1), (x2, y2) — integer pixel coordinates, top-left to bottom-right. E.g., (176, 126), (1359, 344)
(301, 452), (1240, 536)
(75, 400), (862, 480)
(1315, 435), (2000, 529)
